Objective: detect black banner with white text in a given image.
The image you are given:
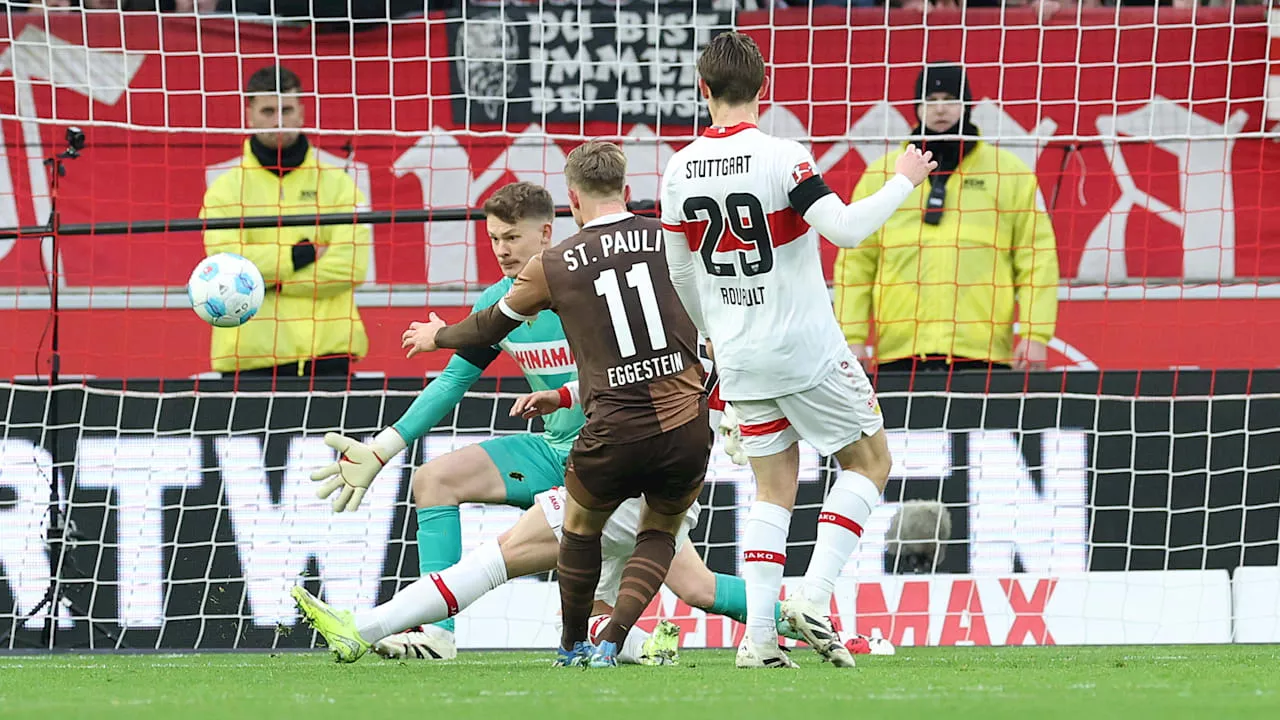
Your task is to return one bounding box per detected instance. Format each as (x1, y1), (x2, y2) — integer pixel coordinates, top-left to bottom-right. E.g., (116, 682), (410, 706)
(446, 2), (733, 126)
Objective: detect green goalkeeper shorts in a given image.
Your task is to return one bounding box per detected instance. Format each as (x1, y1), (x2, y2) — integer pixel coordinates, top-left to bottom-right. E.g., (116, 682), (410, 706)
(479, 434), (570, 508)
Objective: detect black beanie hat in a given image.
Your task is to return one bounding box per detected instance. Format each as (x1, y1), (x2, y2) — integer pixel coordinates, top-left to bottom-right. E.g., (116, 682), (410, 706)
(915, 64), (972, 104)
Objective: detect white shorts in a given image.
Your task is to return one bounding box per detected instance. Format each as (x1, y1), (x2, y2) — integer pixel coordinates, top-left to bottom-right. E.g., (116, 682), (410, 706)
(731, 352), (884, 457)
(536, 487), (700, 607)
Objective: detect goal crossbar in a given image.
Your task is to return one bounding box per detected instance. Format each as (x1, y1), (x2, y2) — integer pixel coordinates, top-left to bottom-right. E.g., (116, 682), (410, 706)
(0, 203), (661, 241)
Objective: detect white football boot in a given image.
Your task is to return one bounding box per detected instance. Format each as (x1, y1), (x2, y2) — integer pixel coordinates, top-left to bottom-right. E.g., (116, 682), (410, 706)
(780, 599), (856, 668)
(373, 624), (458, 660)
(735, 639), (799, 669)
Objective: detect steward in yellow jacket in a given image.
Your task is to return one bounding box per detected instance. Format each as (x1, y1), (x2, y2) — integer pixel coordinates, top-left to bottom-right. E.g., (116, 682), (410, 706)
(834, 65), (1058, 371)
(201, 66), (370, 378)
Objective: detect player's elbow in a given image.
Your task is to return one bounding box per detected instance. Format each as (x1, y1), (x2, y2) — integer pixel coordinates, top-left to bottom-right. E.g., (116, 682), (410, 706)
(822, 226), (871, 250)
(669, 264), (698, 289)
(664, 244), (696, 273)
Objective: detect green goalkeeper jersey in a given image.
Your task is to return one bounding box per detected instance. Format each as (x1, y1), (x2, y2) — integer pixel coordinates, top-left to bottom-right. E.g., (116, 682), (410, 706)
(393, 276), (585, 451)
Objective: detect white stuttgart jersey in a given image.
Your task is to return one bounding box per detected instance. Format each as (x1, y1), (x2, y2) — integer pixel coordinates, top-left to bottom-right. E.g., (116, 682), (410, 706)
(660, 123), (847, 401)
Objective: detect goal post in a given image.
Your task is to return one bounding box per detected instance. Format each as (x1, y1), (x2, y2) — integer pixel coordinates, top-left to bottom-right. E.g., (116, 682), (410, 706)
(1, 4), (1279, 650)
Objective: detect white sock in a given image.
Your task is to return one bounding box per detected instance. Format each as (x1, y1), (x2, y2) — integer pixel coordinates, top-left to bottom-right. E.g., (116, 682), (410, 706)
(619, 625), (651, 665)
(800, 470), (880, 608)
(354, 540), (509, 642)
(589, 614), (651, 665)
(743, 501), (791, 647)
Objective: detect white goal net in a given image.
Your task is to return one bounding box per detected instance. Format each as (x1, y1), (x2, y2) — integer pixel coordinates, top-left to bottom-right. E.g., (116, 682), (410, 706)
(1, 372), (1277, 650)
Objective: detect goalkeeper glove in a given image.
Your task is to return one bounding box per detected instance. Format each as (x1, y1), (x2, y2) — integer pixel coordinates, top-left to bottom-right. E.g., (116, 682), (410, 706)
(718, 403), (748, 466)
(311, 428), (407, 513)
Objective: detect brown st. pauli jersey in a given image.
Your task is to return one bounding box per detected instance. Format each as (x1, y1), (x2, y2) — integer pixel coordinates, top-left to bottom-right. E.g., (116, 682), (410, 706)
(435, 212), (704, 444)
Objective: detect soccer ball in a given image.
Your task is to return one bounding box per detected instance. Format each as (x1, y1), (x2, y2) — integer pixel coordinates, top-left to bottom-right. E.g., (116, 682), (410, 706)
(187, 253), (266, 327)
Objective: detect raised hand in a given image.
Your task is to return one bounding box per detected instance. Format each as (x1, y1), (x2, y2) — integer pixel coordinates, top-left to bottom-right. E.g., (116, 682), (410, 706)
(402, 312), (448, 358)
(509, 389), (565, 420)
(895, 144), (939, 187)
(310, 429), (405, 513)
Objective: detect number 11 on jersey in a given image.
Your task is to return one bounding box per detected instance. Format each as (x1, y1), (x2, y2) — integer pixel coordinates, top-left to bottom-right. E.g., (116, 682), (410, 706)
(593, 262), (668, 359)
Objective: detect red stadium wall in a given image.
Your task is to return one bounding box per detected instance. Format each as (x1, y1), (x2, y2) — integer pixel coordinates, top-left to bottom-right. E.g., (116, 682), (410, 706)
(0, 8), (1276, 379)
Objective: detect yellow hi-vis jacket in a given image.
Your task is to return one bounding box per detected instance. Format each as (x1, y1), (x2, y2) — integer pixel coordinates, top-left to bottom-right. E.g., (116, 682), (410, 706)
(201, 140), (371, 373)
(833, 140), (1059, 365)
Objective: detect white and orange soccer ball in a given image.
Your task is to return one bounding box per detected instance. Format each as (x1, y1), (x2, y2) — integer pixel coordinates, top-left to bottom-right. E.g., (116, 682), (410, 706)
(186, 252), (265, 328)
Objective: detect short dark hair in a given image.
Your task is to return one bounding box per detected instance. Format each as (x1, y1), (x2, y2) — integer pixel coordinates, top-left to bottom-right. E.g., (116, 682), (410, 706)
(245, 65), (303, 97)
(564, 141), (627, 198)
(483, 182), (556, 226)
(697, 32), (765, 106)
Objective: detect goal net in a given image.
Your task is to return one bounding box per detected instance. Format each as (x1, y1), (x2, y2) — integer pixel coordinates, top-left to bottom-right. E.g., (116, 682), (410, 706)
(1, 3), (1279, 650)
(1, 373), (1277, 650)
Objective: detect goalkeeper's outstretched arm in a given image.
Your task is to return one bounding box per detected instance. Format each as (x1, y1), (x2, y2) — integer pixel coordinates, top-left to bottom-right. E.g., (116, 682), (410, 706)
(310, 346), (498, 513)
(392, 348), (498, 443)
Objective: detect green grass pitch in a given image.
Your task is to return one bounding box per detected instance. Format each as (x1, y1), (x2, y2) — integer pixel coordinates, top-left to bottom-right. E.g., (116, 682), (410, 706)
(1, 647), (1277, 720)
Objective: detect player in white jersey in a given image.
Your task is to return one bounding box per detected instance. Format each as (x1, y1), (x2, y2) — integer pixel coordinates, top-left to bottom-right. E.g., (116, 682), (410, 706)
(661, 32), (936, 669)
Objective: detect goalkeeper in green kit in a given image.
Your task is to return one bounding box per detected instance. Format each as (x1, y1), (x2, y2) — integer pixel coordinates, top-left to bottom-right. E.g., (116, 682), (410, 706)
(309, 182), (585, 660)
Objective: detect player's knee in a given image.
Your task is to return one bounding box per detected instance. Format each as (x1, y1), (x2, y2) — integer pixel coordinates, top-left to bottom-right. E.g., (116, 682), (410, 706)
(863, 444), (893, 487)
(839, 437), (892, 489)
(672, 577), (716, 610)
(412, 462), (462, 508)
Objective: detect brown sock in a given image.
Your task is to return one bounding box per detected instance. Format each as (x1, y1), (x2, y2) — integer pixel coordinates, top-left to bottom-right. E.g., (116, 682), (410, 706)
(557, 529), (602, 651)
(600, 529), (677, 647)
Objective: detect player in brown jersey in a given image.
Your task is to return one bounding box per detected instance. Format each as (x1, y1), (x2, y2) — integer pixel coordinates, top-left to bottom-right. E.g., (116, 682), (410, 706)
(400, 141), (712, 668)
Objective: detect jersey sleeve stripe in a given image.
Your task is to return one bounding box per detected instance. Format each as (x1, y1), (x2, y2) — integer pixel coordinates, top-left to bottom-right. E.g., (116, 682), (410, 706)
(788, 175), (835, 216)
(665, 219), (709, 251)
(765, 207), (811, 248)
(498, 297), (537, 323)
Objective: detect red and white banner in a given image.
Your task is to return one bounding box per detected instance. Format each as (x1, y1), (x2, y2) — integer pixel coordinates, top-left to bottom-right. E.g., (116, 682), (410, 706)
(456, 572), (1234, 649)
(0, 8), (1276, 377)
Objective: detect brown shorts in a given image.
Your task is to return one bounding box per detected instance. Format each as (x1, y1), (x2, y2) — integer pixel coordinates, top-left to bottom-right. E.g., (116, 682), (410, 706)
(565, 410), (713, 516)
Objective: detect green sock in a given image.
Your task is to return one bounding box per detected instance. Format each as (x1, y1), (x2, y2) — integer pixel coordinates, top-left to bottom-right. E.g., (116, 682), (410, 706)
(710, 573), (787, 633)
(416, 506), (462, 633)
